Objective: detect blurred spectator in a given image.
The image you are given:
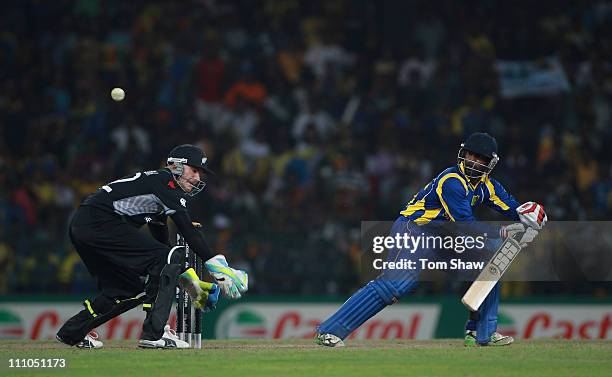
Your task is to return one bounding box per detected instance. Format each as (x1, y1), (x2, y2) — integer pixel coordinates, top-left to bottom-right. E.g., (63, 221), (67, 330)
(2, 1), (611, 297)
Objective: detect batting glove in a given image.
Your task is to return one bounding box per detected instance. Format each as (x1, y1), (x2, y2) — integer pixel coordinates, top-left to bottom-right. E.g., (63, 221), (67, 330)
(205, 254), (248, 299)
(517, 227), (539, 248)
(517, 201), (547, 230)
(499, 223), (525, 239)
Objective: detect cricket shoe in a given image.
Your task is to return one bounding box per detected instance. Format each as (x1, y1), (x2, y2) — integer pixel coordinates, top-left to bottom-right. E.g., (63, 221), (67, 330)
(56, 331), (103, 349)
(138, 325), (190, 349)
(315, 333), (345, 347)
(464, 330), (514, 347)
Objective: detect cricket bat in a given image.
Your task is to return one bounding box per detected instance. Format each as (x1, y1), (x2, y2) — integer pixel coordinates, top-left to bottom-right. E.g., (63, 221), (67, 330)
(461, 236), (522, 311)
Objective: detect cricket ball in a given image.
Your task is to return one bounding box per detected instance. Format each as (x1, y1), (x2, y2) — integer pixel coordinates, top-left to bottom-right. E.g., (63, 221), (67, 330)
(111, 87), (125, 101)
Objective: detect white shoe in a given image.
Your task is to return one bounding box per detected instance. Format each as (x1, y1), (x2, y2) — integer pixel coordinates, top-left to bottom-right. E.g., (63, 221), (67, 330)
(74, 331), (103, 349)
(489, 331), (514, 346)
(138, 325), (190, 349)
(465, 330), (514, 347)
(315, 333), (345, 347)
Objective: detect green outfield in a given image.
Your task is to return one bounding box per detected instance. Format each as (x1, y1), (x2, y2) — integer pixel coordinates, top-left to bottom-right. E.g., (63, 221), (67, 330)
(0, 339), (610, 377)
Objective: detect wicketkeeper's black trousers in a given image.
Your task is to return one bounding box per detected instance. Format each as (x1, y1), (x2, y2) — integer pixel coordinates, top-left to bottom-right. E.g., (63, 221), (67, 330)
(57, 205), (178, 344)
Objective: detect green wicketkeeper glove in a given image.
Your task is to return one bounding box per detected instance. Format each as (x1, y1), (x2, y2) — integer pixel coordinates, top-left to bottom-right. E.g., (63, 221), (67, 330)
(205, 254), (248, 299)
(178, 268), (219, 310)
(198, 281), (220, 312)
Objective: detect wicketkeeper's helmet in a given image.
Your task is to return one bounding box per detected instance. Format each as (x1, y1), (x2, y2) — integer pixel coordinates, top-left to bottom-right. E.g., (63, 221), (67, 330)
(167, 144), (214, 196)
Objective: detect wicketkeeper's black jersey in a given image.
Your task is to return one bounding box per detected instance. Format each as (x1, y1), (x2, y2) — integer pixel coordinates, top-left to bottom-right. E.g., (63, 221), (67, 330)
(83, 168), (187, 225)
(81, 168), (213, 260)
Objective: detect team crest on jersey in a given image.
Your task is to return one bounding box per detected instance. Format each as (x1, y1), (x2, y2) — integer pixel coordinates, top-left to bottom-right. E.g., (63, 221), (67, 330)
(180, 198), (186, 207)
(471, 195), (480, 206)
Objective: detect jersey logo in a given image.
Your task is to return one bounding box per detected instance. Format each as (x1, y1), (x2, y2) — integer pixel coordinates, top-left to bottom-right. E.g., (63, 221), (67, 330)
(144, 216), (152, 223)
(168, 181), (176, 189)
(471, 195), (480, 206)
(180, 198), (187, 207)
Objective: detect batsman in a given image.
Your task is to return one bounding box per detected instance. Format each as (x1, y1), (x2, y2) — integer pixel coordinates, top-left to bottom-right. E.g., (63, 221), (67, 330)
(56, 144), (248, 349)
(316, 133), (547, 347)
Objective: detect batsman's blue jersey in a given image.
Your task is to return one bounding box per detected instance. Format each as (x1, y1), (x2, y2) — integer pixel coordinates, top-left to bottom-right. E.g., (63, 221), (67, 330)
(400, 164), (520, 224)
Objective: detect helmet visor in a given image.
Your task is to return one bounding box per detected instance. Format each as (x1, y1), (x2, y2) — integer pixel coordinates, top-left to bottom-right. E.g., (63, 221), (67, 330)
(457, 148), (498, 178)
(168, 162), (208, 196)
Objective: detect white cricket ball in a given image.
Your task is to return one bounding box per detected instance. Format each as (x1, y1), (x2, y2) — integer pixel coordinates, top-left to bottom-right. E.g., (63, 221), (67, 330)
(111, 87), (125, 101)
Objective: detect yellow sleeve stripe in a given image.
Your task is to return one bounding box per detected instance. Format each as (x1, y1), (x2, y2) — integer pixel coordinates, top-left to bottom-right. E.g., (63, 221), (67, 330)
(413, 208), (443, 225)
(400, 199), (443, 224)
(436, 173), (468, 222)
(400, 198), (425, 217)
(142, 303), (152, 308)
(485, 179), (510, 211)
(84, 299), (97, 318)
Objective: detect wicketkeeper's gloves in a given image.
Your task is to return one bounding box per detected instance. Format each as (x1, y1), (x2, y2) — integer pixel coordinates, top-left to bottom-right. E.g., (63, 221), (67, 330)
(197, 281), (220, 312)
(205, 254), (248, 299)
(178, 268), (220, 311)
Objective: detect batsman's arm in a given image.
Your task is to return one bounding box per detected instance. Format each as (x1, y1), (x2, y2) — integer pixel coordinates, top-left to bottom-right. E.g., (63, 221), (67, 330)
(437, 176), (500, 237)
(484, 178), (520, 220)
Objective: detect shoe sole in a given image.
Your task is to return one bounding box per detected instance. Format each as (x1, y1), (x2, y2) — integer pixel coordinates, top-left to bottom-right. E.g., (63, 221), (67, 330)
(490, 338), (514, 346)
(75, 343), (102, 349)
(466, 340), (514, 347)
(57, 335), (103, 349)
(138, 341), (161, 349)
(315, 336), (345, 347)
(138, 340), (189, 349)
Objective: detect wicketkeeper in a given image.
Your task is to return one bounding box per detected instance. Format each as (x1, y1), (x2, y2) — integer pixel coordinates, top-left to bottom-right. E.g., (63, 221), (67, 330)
(56, 144), (248, 349)
(316, 133), (547, 347)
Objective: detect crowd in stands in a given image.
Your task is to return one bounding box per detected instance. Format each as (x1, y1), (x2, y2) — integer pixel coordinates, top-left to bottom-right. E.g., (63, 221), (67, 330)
(1, 0), (611, 297)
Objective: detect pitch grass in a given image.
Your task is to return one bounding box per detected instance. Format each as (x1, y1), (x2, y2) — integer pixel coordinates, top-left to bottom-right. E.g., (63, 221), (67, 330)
(0, 339), (610, 377)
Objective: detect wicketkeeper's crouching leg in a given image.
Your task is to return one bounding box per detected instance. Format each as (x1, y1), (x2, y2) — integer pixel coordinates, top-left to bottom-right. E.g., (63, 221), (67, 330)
(137, 246), (220, 348)
(56, 293), (145, 348)
(138, 245), (190, 349)
(58, 246), (186, 349)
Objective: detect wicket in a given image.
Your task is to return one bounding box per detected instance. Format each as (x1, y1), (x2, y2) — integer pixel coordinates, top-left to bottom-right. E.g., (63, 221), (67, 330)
(175, 223), (204, 349)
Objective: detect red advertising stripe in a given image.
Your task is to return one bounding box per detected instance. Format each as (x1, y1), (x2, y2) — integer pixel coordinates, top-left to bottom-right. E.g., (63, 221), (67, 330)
(0, 327), (25, 336)
(241, 328), (267, 336)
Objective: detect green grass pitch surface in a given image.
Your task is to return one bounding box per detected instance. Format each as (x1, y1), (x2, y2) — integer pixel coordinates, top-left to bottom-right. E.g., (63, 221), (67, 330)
(1, 339), (610, 377)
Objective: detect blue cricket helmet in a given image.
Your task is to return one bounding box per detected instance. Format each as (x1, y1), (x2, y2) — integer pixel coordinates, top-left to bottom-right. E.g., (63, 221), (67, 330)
(457, 132), (499, 179)
(462, 132), (498, 159)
